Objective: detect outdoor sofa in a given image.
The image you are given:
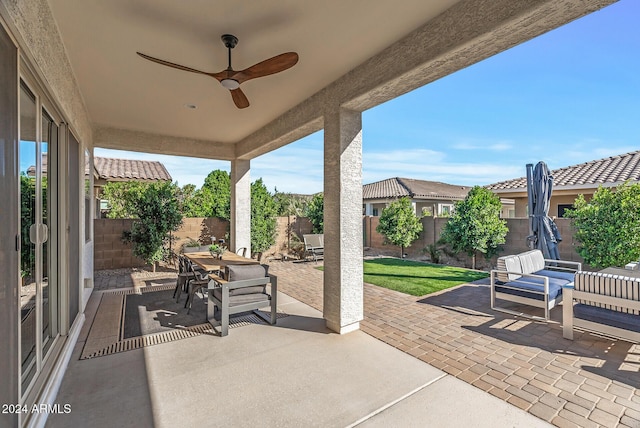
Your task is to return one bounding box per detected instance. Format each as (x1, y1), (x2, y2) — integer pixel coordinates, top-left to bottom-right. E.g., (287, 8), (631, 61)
(563, 271), (640, 343)
(491, 249), (581, 320)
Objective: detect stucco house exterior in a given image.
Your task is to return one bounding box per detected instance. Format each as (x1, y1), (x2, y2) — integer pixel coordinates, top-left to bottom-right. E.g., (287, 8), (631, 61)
(29, 154), (172, 216)
(486, 150), (640, 218)
(0, 1), (617, 426)
(92, 156), (172, 215)
(363, 177), (470, 216)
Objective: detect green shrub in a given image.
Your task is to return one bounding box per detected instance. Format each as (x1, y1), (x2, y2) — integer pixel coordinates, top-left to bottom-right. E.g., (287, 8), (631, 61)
(565, 182), (640, 268)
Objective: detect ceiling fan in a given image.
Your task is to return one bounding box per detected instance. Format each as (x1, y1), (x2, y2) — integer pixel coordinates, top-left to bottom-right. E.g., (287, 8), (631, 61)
(137, 34), (298, 109)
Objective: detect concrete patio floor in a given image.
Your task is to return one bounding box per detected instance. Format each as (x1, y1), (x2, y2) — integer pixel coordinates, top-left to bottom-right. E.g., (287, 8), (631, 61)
(47, 260), (640, 427)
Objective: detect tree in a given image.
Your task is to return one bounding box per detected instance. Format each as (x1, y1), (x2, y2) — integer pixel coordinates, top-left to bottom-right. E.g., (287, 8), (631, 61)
(183, 170), (231, 219)
(101, 181), (149, 218)
(274, 190), (310, 216)
(439, 186), (508, 269)
(123, 182), (183, 271)
(304, 193), (324, 233)
(376, 197), (423, 258)
(564, 182), (640, 268)
(176, 183), (197, 214)
(250, 179), (278, 255)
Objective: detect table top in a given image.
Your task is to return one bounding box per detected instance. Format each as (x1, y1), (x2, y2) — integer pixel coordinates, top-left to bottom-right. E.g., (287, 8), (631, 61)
(183, 251), (258, 272)
(598, 267), (640, 278)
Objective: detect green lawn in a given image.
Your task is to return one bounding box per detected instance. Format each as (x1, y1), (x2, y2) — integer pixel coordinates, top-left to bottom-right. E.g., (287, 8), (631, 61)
(319, 258), (488, 297)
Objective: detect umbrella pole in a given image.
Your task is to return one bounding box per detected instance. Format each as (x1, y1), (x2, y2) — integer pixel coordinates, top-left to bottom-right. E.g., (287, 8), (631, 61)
(526, 163), (534, 249)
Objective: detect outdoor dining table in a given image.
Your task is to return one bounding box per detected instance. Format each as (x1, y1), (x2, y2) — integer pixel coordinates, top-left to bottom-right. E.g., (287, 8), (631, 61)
(183, 250), (258, 274)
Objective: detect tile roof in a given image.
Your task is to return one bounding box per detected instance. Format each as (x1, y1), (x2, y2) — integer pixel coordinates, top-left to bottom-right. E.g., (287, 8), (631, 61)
(485, 151), (640, 191)
(94, 157), (172, 182)
(363, 177), (470, 201)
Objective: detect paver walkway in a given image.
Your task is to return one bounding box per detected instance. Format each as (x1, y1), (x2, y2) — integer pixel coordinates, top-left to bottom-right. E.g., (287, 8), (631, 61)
(267, 260), (640, 428)
(94, 261), (640, 427)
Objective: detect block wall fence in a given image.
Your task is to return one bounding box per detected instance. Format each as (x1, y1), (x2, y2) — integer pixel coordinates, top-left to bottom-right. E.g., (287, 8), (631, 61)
(95, 216), (584, 271)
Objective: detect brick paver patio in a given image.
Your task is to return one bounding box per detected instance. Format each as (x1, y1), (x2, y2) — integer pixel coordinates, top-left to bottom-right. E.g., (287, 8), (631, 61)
(94, 261), (640, 427)
(267, 260), (640, 428)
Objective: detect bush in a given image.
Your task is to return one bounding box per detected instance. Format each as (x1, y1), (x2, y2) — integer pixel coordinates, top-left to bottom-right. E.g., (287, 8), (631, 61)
(122, 182), (183, 270)
(304, 193), (324, 233)
(565, 182), (640, 268)
(250, 179), (278, 254)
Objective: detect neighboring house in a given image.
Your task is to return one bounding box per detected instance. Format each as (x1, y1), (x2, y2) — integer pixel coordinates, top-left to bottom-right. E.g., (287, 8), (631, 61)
(93, 156), (172, 216)
(486, 150), (640, 218)
(363, 177), (470, 216)
(29, 154), (172, 216)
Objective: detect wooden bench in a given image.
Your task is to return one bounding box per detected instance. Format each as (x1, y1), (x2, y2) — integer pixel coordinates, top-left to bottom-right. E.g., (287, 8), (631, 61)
(563, 271), (640, 343)
(303, 234), (324, 262)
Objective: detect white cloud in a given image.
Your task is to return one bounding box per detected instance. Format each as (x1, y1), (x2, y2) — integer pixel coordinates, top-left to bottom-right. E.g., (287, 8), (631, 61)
(363, 148), (522, 186)
(452, 140), (513, 151)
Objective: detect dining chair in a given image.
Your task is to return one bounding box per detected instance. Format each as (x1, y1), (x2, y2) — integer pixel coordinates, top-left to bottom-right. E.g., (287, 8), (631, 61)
(184, 260), (209, 314)
(236, 247), (247, 258)
(172, 254), (191, 300)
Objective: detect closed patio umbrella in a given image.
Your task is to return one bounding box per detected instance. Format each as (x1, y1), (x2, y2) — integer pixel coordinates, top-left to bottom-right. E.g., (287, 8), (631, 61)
(526, 161), (562, 259)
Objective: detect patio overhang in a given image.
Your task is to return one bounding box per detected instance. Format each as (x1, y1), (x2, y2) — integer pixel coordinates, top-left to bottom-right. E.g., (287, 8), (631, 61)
(2, 0), (616, 160)
(0, 1), (625, 425)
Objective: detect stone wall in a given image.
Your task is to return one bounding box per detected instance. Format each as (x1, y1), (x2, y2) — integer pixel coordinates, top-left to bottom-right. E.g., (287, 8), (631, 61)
(95, 216), (584, 271)
(363, 216), (584, 270)
(94, 216), (313, 269)
(94, 219), (145, 270)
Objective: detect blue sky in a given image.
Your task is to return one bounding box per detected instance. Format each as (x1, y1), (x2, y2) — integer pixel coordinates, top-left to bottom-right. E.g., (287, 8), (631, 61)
(96, 0), (639, 194)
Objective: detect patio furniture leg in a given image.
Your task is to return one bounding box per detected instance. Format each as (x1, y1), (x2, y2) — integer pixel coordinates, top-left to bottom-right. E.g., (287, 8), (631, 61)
(221, 286), (230, 337)
(270, 276), (277, 325)
(562, 284), (574, 340)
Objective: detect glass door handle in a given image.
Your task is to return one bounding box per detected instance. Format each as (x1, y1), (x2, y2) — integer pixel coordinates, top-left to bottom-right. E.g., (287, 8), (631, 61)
(29, 223), (37, 244)
(40, 224), (48, 244)
(28, 223), (48, 244)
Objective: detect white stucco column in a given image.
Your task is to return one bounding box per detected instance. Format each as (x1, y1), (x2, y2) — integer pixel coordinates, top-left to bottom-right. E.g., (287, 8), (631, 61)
(230, 159), (251, 254)
(323, 107), (363, 334)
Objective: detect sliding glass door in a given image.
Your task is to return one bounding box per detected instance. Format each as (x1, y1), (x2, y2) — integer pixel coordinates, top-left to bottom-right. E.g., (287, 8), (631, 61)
(19, 79), (59, 396)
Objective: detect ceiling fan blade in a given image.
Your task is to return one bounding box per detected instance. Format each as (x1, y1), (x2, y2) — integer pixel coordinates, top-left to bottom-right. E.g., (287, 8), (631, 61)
(235, 52), (299, 84)
(230, 88), (250, 109)
(136, 52), (213, 77)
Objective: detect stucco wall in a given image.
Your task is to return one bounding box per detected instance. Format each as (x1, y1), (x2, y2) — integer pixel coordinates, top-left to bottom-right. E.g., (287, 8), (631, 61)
(513, 194), (595, 218)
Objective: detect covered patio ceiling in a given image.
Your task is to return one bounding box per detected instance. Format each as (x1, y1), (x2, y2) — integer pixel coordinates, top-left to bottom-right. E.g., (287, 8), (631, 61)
(46, 0), (615, 160)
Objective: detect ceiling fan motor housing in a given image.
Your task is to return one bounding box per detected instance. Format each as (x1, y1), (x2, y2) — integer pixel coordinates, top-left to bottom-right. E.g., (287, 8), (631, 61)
(221, 34), (238, 49)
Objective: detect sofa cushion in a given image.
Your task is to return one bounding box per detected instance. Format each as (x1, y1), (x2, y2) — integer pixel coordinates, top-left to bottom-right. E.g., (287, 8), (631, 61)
(224, 264), (267, 296)
(574, 304), (640, 333)
(534, 269), (576, 282)
(496, 255), (523, 282)
(495, 275), (568, 301)
(519, 250), (546, 274)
